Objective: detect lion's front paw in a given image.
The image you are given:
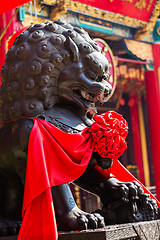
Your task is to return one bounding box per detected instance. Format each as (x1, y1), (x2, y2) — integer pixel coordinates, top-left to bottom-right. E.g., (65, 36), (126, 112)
(137, 193), (159, 221)
(56, 206), (105, 231)
(0, 218), (21, 237)
(99, 178), (159, 224)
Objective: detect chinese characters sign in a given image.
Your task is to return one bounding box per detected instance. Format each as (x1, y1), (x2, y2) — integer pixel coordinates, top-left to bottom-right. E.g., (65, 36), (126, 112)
(72, 0), (157, 22)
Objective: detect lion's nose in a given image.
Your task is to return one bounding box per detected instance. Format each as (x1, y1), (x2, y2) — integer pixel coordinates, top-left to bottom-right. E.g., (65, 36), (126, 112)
(105, 86), (111, 95)
(104, 83), (112, 96)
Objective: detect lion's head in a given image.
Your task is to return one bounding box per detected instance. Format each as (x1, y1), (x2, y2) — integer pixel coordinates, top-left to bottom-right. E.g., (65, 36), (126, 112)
(0, 20), (112, 124)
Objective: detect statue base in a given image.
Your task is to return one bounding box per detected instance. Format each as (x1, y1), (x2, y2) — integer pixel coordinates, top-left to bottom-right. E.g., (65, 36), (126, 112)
(1, 219), (160, 240)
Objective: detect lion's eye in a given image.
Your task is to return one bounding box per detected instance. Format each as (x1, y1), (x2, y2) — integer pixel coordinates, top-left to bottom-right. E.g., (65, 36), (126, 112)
(97, 73), (109, 82)
(102, 73), (109, 81)
(85, 69), (97, 80)
(105, 64), (109, 72)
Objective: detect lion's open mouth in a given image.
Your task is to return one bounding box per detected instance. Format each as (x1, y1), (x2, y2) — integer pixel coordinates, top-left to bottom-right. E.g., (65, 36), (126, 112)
(73, 87), (111, 105)
(73, 88), (98, 104)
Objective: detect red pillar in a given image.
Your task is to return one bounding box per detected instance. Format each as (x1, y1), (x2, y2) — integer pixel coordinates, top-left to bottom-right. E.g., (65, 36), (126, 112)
(144, 19), (160, 200)
(145, 52), (160, 200)
(129, 95), (145, 184)
(0, 9), (22, 84)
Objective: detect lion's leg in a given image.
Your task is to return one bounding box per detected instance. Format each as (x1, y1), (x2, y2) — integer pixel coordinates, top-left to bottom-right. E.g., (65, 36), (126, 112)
(74, 159), (159, 224)
(0, 123), (26, 236)
(0, 170), (23, 236)
(51, 183), (104, 231)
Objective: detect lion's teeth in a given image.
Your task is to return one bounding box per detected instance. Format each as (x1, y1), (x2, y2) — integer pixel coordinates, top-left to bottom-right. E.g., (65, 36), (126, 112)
(81, 90), (87, 98)
(86, 94), (91, 100)
(81, 90), (91, 101)
(81, 90), (96, 102)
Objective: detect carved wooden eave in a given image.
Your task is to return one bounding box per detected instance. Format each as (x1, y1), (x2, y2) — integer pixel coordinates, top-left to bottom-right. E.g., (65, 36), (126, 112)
(64, 0), (147, 29)
(41, 0), (160, 40)
(41, 0), (146, 28)
(66, 0), (160, 41)
(24, 0), (160, 42)
(124, 39), (153, 61)
(40, 0), (67, 19)
(134, 0), (160, 40)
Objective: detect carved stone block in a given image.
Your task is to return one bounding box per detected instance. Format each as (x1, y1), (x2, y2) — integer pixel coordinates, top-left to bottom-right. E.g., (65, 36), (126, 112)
(58, 220), (160, 240)
(1, 219), (160, 240)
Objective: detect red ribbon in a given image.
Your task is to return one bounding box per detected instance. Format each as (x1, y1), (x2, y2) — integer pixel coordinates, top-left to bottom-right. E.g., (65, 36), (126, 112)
(18, 118), (94, 239)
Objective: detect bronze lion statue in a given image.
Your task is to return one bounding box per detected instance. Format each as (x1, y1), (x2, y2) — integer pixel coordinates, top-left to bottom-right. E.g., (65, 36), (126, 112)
(0, 20), (158, 236)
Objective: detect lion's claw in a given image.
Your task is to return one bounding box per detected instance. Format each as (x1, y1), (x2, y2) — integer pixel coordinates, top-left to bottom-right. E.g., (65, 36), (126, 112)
(56, 206), (105, 231)
(93, 213), (105, 228)
(77, 215), (88, 230)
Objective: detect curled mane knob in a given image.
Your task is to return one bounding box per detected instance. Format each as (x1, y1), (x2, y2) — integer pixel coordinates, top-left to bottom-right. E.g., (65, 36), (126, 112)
(37, 40), (53, 59)
(30, 60), (42, 75)
(28, 30), (45, 43)
(79, 43), (92, 54)
(15, 43), (30, 60)
(44, 22), (58, 32)
(39, 75), (50, 87)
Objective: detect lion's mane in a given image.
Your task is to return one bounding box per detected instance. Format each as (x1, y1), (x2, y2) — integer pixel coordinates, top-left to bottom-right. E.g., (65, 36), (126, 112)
(0, 20), (101, 122)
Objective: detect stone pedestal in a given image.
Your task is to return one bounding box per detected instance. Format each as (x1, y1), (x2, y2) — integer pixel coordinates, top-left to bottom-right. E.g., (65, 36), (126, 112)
(1, 220), (160, 240)
(59, 219), (160, 240)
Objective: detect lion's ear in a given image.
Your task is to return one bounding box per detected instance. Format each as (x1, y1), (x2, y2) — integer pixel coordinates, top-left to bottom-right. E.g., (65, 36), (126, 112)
(65, 36), (80, 62)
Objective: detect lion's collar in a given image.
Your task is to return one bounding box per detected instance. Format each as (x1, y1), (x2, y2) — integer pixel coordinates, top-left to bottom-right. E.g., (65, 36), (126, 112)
(34, 112), (86, 133)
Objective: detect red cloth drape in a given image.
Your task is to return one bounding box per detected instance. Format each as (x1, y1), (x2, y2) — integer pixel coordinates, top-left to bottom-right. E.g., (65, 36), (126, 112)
(18, 118), (94, 240)
(18, 118), (160, 239)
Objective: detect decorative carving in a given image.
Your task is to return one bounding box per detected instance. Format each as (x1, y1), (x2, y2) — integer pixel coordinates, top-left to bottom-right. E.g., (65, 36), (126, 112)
(135, 0), (146, 9)
(134, 221), (160, 240)
(134, 0), (160, 40)
(50, 0), (67, 20)
(157, 25), (160, 36)
(124, 39), (153, 61)
(58, 220), (160, 240)
(65, 0), (147, 29)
